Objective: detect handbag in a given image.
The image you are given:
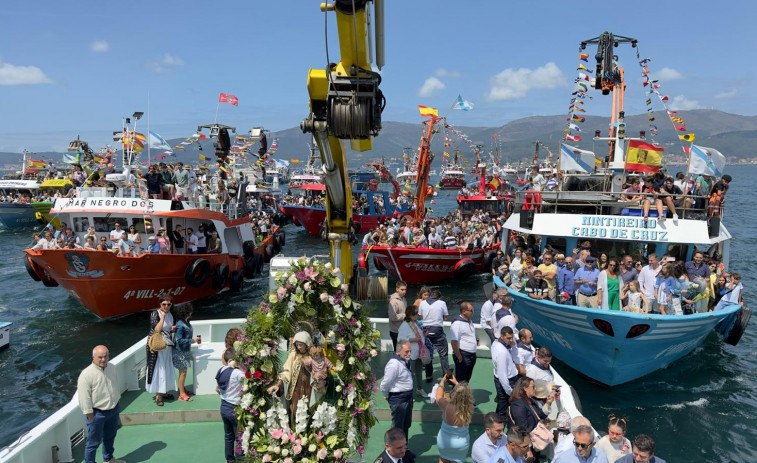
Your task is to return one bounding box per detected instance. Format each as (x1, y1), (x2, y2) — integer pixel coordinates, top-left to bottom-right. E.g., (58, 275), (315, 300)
(148, 331), (167, 352)
(510, 402), (553, 452)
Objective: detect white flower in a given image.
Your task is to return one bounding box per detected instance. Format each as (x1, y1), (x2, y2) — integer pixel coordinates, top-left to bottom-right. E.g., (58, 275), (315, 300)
(309, 444), (317, 453)
(335, 384), (342, 392)
(295, 397), (310, 435)
(311, 402), (338, 435)
(288, 275), (297, 285)
(259, 348), (269, 358)
(353, 328), (361, 336)
(346, 419), (357, 448)
(370, 349), (378, 357)
(241, 425), (253, 455)
(348, 357), (356, 365)
(281, 449), (289, 457)
(341, 283), (349, 292)
(239, 393), (253, 409)
(258, 397), (266, 406)
(259, 412), (266, 420)
(356, 320), (362, 328)
(243, 383), (249, 392)
(303, 282), (312, 292)
(347, 388), (357, 408)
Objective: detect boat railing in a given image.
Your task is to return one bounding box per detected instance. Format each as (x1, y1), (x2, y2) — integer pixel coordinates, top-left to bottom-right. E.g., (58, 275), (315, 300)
(512, 188), (724, 221)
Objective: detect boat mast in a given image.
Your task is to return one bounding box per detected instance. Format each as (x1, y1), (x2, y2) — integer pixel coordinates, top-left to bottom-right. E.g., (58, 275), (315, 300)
(412, 116), (441, 221)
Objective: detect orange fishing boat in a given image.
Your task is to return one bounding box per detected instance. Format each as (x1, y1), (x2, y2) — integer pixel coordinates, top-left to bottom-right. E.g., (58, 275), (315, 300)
(23, 118), (280, 318)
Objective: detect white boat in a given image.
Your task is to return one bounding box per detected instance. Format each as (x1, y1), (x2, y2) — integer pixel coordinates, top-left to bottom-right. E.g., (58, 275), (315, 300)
(0, 322), (11, 352)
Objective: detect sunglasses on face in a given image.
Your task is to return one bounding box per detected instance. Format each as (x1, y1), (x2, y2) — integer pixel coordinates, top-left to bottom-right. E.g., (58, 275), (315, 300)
(573, 440), (593, 449)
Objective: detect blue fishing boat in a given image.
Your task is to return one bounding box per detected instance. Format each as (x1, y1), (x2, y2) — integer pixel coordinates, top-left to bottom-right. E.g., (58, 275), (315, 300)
(492, 32), (751, 386)
(0, 179), (43, 229)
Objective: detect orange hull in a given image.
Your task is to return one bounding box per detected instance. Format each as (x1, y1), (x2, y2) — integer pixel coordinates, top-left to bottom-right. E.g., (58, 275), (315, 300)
(25, 237), (273, 318)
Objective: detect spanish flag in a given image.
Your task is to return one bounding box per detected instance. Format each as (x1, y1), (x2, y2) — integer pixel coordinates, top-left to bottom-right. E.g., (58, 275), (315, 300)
(290, 158), (300, 164)
(625, 140), (664, 173)
(679, 133), (695, 142)
(27, 159), (46, 168)
(418, 105), (438, 117)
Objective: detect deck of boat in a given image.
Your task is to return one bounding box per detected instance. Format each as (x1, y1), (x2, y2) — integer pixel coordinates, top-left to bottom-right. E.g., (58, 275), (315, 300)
(67, 351), (493, 463)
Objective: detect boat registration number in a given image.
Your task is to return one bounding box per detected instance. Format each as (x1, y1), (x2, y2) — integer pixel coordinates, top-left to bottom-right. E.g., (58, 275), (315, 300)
(403, 263), (454, 273)
(123, 287), (186, 300)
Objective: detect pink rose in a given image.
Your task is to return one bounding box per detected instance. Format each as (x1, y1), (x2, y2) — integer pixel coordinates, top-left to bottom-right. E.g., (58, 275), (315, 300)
(271, 428), (283, 439)
(281, 433), (289, 444)
(317, 448), (328, 460)
(341, 284), (349, 292)
(304, 282), (312, 292)
(284, 458), (293, 463)
(277, 287), (287, 299)
(334, 449), (343, 458)
(293, 445), (303, 455)
(262, 455), (272, 463)
(288, 432), (296, 442)
(320, 292), (329, 302)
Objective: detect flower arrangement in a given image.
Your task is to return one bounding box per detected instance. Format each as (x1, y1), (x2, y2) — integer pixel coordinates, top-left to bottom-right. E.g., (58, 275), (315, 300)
(235, 257), (381, 462)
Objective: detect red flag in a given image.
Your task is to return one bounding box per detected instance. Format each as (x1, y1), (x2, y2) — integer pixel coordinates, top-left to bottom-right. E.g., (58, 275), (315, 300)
(219, 93), (238, 106)
(565, 134), (582, 142)
(675, 125), (687, 131)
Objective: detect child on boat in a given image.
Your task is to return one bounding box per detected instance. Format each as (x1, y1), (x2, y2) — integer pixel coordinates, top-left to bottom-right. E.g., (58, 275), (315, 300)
(621, 280), (648, 313)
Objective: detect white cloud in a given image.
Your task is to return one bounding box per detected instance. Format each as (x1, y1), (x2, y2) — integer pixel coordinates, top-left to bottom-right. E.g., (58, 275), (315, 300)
(656, 67), (683, 81)
(146, 53), (185, 73)
(435, 68), (460, 79)
(714, 89), (737, 99)
(486, 62), (566, 101)
(417, 76), (445, 97)
(669, 95), (700, 110)
(0, 58), (53, 85)
(91, 40), (109, 52)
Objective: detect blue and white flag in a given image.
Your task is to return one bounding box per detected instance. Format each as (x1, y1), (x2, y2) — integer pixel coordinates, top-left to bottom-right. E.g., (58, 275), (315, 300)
(148, 131), (172, 152)
(690, 144), (726, 177)
(560, 143), (595, 173)
(61, 151), (81, 165)
(452, 94), (474, 111)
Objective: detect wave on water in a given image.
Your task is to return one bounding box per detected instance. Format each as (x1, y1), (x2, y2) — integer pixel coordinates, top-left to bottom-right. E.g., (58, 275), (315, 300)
(660, 397), (710, 410)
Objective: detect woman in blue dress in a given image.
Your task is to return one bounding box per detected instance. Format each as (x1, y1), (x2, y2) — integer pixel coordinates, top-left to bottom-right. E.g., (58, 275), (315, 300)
(434, 371), (474, 463)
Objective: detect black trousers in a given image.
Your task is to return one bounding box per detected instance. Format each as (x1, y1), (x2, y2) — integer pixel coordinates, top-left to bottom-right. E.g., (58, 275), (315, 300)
(453, 350), (477, 383)
(388, 390), (414, 438)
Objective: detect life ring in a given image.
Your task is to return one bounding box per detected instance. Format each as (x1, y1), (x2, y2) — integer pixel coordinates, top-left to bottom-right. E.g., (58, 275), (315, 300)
(41, 269), (59, 287)
(25, 256), (43, 282)
(484, 250), (497, 270)
(229, 269), (244, 292)
(373, 256), (386, 271)
(453, 258), (476, 279)
(212, 263), (230, 290)
(522, 191), (542, 212)
(264, 245), (274, 263)
(185, 258), (211, 287)
(242, 240), (256, 259)
(724, 306), (752, 346)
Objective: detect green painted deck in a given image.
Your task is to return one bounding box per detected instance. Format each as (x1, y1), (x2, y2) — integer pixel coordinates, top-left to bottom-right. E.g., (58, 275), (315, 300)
(71, 351), (497, 462)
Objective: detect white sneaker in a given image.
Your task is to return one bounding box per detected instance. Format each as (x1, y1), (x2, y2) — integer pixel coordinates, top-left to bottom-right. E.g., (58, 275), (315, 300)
(673, 213), (679, 220)
(416, 388), (428, 398)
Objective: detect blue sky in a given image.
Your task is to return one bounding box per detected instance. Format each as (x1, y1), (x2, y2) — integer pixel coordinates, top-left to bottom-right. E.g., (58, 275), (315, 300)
(1, 0), (755, 153)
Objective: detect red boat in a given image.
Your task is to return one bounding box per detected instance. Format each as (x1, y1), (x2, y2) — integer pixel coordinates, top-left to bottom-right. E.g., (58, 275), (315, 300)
(280, 163), (413, 236)
(439, 166), (466, 189)
(367, 244), (498, 284)
(457, 162), (514, 218)
(361, 117), (499, 284)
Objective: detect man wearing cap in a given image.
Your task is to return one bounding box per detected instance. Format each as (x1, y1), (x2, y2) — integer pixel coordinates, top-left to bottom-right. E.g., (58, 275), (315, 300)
(145, 235), (159, 253)
(574, 257), (600, 308)
(471, 412), (507, 463)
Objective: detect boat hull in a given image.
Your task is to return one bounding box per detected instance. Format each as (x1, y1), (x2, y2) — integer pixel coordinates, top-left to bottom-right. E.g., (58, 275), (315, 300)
(280, 205), (412, 236)
(366, 245), (496, 284)
(0, 203), (41, 229)
(498, 280), (744, 386)
(25, 250), (249, 318)
(439, 177), (466, 190)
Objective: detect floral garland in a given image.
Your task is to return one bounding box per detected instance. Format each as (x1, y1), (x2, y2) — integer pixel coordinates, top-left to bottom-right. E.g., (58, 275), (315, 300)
(235, 258), (381, 463)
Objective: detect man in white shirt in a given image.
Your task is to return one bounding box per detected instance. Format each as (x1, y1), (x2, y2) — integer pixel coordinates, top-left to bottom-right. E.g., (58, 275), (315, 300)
(638, 253), (662, 313)
(471, 413), (507, 463)
(418, 289), (449, 375)
(428, 227), (443, 248)
(525, 346), (554, 384)
(186, 227), (199, 254)
(515, 329), (536, 367)
(493, 292), (518, 339)
(486, 426), (531, 463)
(450, 301), (477, 383)
(109, 223), (125, 249)
(491, 326), (519, 417)
(380, 341), (415, 439)
(480, 291), (502, 343)
(77, 345), (125, 463)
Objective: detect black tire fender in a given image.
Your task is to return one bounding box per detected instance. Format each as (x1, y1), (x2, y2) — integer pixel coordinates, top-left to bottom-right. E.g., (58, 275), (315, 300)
(229, 269), (244, 292)
(212, 263), (230, 290)
(243, 256), (256, 279)
(724, 306), (752, 346)
(453, 258), (476, 280)
(25, 256), (43, 282)
(41, 269), (59, 287)
(253, 253), (264, 275)
(242, 240), (256, 259)
(185, 258), (211, 287)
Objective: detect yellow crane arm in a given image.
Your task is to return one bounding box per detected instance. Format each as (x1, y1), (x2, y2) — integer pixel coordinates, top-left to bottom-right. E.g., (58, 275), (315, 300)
(301, 0), (385, 284)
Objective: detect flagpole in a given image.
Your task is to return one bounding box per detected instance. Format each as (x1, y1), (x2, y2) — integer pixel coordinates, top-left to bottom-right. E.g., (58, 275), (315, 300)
(213, 95), (221, 124)
(147, 91), (151, 166)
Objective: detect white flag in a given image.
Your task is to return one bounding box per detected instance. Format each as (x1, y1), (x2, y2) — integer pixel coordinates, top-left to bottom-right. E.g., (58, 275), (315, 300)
(560, 143), (595, 173)
(689, 144), (726, 177)
(149, 131), (173, 152)
(451, 94), (473, 111)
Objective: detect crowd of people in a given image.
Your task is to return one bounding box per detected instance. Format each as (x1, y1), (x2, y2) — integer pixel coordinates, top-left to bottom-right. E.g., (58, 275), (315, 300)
(493, 236), (743, 315)
(379, 280), (668, 463)
(362, 210), (504, 251)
